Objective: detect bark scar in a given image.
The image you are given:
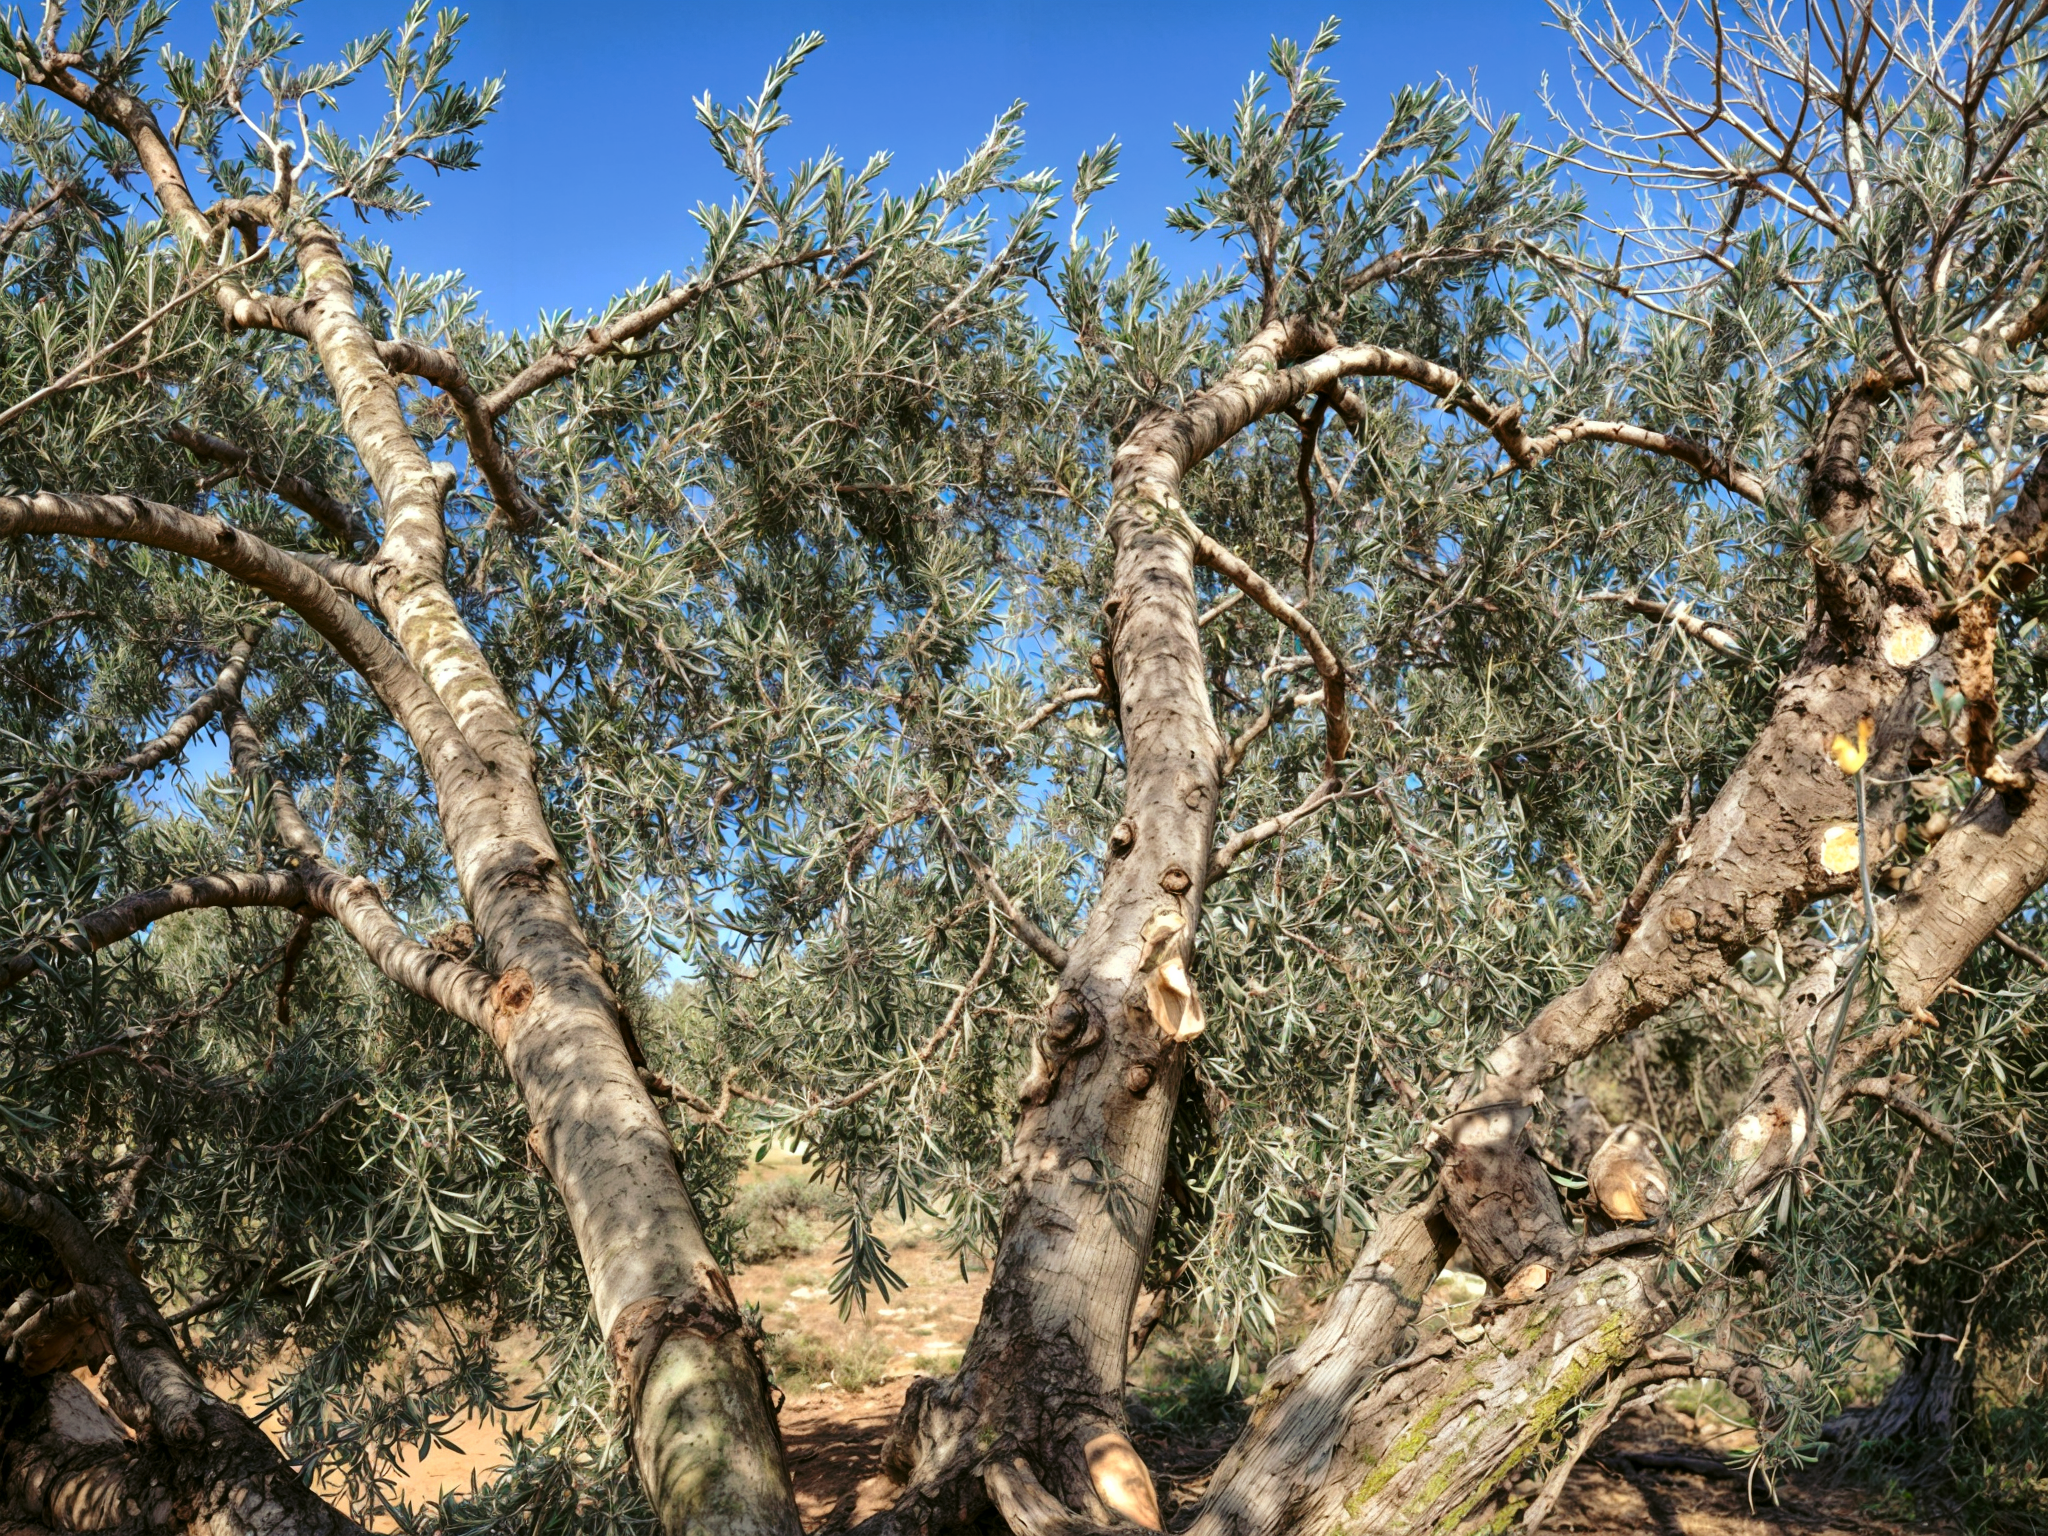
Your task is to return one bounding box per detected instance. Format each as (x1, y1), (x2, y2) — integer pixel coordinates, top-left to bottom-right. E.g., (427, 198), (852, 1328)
(606, 1270), (749, 1419)
(490, 966), (534, 1018)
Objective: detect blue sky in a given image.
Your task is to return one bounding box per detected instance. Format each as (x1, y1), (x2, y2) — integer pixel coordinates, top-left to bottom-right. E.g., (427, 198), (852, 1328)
(247, 2), (1584, 329)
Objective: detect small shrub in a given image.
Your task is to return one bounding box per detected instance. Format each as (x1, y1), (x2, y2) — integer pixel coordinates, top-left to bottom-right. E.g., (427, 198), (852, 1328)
(726, 1177), (847, 1265)
(761, 1325), (897, 1395)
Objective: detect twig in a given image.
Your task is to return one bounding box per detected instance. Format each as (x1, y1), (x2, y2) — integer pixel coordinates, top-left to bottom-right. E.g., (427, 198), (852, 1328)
(1587, 591), (1745, 659)
(1208, 774), (1355, 882)
(1612, 813), (1688, 950)
(1198, 589), (1248, 628)
(934, 811), (1068, 971)
(12, 621), (266, 834)
(1992, 925), (2048, 971)
(1187, 526), (1350, 768)
(1849, 1076), (1958, 1147)
(1017, 684), (1104, 734)
(819, 912), (1003, 1112)
(0, 248), (265, 431)
(479, 245), (831, 417)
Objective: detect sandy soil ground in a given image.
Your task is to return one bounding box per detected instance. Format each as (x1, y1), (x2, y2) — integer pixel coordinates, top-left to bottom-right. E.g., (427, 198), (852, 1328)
(235, 1149), (1952, 1534)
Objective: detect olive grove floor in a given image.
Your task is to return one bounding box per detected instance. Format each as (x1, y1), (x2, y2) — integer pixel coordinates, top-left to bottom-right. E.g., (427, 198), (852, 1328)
(210, 1147), (1954, 1535)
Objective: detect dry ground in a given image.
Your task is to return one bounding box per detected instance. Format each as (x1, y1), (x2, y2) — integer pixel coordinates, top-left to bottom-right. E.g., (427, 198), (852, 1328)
(218, 1148), (1953, 1534)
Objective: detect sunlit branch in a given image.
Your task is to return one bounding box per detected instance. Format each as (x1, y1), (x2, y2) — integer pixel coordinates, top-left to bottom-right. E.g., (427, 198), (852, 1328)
(0, 869), (309, 988)
(478, 245), (833, 418)
(166, 423), (371, 548)
(1586, 591), (1745, 658)
(1017, 684), (1105, 734)
(375, 338), (546, 530)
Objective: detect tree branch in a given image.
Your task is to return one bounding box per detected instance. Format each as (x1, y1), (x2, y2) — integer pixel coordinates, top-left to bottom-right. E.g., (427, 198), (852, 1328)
(1187, 528), (1350, 769)
(1992, 925), (2048, 970)
(375, 338), (546, 530)
(1587, 591), (1745, 658)
(0, 491), (483, 792)
(1207, 772), (1350, 882)
(1849, 1076), (1958, 1147)
(221, 708), (498, 1039)
(165, 423), (371, 548)
(478, 245), (831, 418)
(934, 811), (1068, 971)
(0, 869), (307, 988)
(0, 177), (79, 255)
(1313, 347), (1767, 505)
(820, 913), (1003, 1112)
(16, 622), (263, 829)
(0, 1171), (370, 1536)
(1017, 683), (1105, 734)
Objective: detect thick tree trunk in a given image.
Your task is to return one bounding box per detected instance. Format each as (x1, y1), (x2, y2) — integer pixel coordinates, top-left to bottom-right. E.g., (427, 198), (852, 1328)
(0, 1183), (369, 1536)
(1192, 740), (2048, 1536)
(1824, 1309), (1975, 1466)
(873, 318), (1357, 1531)
(285, 228), (796, 1536)
(8, 52), (803, 1530)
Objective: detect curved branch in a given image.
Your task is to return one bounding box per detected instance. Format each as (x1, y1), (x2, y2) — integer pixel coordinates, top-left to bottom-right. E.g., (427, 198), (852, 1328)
(165, 423), (371, 548)
(1313, 349), (1767, 505)
(1017, 683), (1105, 734)
(0, 491), (483, 793)
(478, 245), (832, 417)
(19, 622), (262, 828)
(0, 869), (307, 988)
(934, 811), (1069, 971)
(9, 48), (296, 330)
(222, 708), (498, 1039)
(1187, 530), (1350, 769)
(375, 338), (546, 530)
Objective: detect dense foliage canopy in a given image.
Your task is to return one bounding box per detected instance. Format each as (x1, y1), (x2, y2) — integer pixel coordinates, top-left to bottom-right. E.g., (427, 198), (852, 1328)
(1, 2), (2046, 1533)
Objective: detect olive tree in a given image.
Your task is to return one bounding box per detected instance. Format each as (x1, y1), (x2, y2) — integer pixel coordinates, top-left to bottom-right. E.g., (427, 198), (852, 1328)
(7, 2), (2048, 1536)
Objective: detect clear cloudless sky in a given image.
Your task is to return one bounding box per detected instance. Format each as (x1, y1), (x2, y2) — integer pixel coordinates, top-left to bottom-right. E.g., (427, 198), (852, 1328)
(179, 2), (1597, 332)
